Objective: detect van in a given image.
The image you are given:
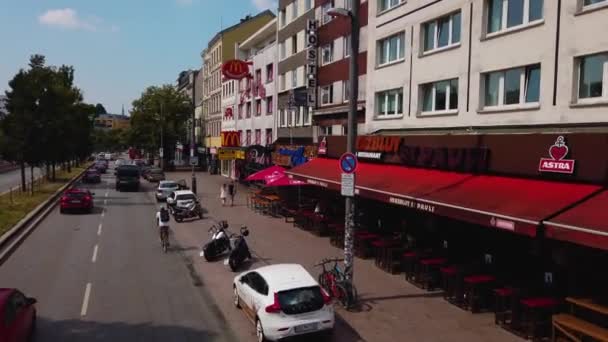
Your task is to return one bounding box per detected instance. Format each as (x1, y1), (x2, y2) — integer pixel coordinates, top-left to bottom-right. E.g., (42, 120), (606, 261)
(115, 165), (140, 191)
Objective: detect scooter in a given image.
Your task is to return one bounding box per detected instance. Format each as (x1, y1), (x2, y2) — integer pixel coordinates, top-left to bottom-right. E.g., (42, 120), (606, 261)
(226, 226), (252, 272)
(200, 221), (231, 261)
(173, 201), (204, 222)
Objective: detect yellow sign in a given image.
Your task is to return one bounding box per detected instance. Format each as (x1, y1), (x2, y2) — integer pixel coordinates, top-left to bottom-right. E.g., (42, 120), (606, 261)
(218, 149), (246, 160)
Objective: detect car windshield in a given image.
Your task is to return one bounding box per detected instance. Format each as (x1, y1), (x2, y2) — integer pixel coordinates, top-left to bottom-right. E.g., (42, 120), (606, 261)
(160, 182), (177, 189)
(150, 169), (163, 174)
(176, 194), (197, 201)
(277, 286), (324, 315)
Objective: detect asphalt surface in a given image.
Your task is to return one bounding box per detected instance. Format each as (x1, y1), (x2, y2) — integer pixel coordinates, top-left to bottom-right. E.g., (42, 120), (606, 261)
(0, 162), (237, 342)
(0, 166), (42, 193)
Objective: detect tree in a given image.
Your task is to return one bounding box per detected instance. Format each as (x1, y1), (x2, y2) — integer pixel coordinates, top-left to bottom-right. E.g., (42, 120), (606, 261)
(95, 103), (107, 116)
(130, 85), (191, 169)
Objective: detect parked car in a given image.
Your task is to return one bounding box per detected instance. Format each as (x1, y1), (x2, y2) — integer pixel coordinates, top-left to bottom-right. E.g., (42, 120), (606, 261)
(0, 288), (37, 342)
(114, 158), (126, 168)
(60, 188), (94, 214)
(233, 264), (334, 342)
(156, 180), (179, 202)
(166, 190), (199, 212)
(140, 166), (153, 179)
(115, 165), (140, 191)
(82, 169), (101, 183)
(176, 179), (189, 190)
(147, 168), (165, 182)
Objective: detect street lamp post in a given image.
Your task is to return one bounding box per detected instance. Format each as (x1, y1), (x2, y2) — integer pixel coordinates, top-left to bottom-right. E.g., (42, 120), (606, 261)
(191, 71), (198, 194)
(328, 0), (360, 283)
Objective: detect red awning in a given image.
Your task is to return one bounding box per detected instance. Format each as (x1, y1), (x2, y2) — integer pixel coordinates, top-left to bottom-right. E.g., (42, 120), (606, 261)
(286, 158), (602, 237)
(543, 190), (608, 251)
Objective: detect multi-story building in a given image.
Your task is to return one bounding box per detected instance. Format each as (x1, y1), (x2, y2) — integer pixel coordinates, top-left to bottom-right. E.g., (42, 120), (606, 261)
(94, 113), (130, 131)
(365, 0), (608, 134)
(276, 0), (316, 143)
(194, 67), (204, 144)
(313, 0), (368, 138)
(201, 11), (276, 154)
(219, 18), (278, 178)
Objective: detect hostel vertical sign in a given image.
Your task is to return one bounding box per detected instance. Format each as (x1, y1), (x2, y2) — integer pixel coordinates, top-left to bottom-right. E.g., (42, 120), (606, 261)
(306, 19), (317, 107)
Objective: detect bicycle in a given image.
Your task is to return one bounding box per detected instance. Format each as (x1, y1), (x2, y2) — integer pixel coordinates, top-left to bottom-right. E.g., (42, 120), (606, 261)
(315, 258), (358, 310)
(160, 226), (169, 253)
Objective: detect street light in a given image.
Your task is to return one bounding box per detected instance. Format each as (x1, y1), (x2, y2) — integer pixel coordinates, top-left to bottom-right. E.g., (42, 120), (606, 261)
(328, 0), (360, 283)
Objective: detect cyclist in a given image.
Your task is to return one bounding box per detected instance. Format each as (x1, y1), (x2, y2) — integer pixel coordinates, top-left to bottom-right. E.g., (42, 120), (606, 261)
(156, 205), (170, 246)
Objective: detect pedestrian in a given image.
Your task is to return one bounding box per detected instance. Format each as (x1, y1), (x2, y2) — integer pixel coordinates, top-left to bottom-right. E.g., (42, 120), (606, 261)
(220, 183), (227, 206)
(228, 180), (236, 206)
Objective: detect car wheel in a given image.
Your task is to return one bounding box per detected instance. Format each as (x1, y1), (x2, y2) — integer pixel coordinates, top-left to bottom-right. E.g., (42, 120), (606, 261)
(28, 310), (37, 342)
(233, 287), (241, 308)
(59, 207), (65, 214)
(256, 319), (266, 342)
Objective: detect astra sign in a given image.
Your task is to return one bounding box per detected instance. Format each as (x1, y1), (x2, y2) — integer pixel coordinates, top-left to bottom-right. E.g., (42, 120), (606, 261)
(538, 136), (575, 174)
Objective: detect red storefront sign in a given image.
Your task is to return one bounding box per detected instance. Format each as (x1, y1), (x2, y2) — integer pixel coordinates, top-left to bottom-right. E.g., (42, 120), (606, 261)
(221, 60), (252, 80)
(538, 136), (575, 174)
(221, 131), (240, 147)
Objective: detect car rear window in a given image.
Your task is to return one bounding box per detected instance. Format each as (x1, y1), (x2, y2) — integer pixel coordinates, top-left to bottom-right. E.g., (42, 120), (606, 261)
(278, 286), (324, 315)
(160, 182), (177, 189)
(66, 191), (87, 198)
(176, 194), (196, 201)
(116, 168), (139, 177)
(150, 169), (163, 174)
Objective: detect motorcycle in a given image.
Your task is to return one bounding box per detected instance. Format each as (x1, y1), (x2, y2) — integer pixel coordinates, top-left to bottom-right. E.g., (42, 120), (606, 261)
(173, 201), (204, 222)
(226, 226), (252, 272)
(200, 221), (231, 261)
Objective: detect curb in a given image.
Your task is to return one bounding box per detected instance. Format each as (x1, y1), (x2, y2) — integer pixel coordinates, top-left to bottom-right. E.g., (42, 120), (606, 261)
(0, 164), (92, 264)
(0, 165), (20, 174)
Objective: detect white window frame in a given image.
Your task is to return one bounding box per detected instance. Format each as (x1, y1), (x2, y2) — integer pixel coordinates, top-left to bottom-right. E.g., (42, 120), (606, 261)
(279, 109), (286, 127)
(376, 88), (404, 118)
(581, 0), (608, 11)
(321, 43), (334, 65)
(303, 107), (311, 125)
(280, 9), (287, 27)
(280, 74), (286, 91)
(422, 12), (461, 54)
(343, 80), (350, 102)
(345, 0), (353, 10)
(377, 32), (405, 67)
(292, 70), (298, 88)
(344, 35), (352, 58)
(292, 0), (299, 19)
(321, 85), (333, 106)
(280, 42), (286, 60)
(292, 34), (298, 55)
(482, 64), (541, 109)
(576, 53), (608, 104)
(486, 0), (544, 37)
(295, 107), (303, 126)
(378, 0), (404, 14)
(420, 79), (459, 115)
(305, 0), (313, 11)
(322, 2), (334, 24)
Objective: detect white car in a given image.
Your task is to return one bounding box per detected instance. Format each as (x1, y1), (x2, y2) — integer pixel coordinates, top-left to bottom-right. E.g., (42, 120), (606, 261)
(233, 264), (334, 342)
(156, 180), (179, 201)
(166, 190), (199, 210)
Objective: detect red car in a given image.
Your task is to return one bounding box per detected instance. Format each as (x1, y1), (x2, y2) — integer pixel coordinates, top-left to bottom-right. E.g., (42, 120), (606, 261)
(0, 289), (37, 342)
(60, 188), (94, 213)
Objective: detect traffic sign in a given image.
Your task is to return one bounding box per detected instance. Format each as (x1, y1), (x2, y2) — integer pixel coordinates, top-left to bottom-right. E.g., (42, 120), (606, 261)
(339, 152), (357, 174)
(159, 148), (164, 158)
(341, 173), (355, 197)
(190, 156), (199, 166)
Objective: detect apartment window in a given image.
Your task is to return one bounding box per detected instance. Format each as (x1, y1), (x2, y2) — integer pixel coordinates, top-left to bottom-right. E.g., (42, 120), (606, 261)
(238, 130), (243, 146)
(246, 130), (251, 146)
(295, 108), (303, 126)
(238, 104), (243, 119)
(292, 70), (298, 88)
(292, 0), (298, 19)
(321, 85), (333, 105)
(483, 64), (541, 108)
(421, 79), (459, 113)
(303, 107), (311, 125)
(255, 129), (261, 144)
(343, 80), (350, 102)
(255, 99), (262, 116)
(322, 43), (334, 65)
(280, 9), (287, 27)
(577, 53), (608, 101)
(305, 0), (313, 10)
(376, 88), (403, 117)
(423, 12), (461, 53)
(255, 69), (262, 83)
(322, 2), (334, 24)
(266, 64), (273, 83)
(280, 74), (286, 90)
(583, 0), (608, 7)
(487, 0), (543, 35)
(287, 109), (293, 126)
(323, 126), (333, 136)
(345, 0), (353, 10)
(246, 102), (252, 118)
(280, 42), (286, 59)
(279, 109), (286, 127)
(266, 128), (273, 145)
(377, 32), (405, 66)
(344, 35), (352, 58)
(266, 96), (273, 114)
(378, 0), (404, 13)
(292, 35), (298, 55)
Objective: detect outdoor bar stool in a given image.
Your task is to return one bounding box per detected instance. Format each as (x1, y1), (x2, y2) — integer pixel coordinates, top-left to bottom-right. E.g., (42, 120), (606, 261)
(354, 232), (378, 259)
(372, 238), (401, 270)
(440, 265), (460, 300)
(418, 258), (448, 290)
(518, 297), (560, 340)
(330, 225), (345, 247)
(493, 286), (516, 325)
(403, 251), (420, 281)
(463, 274), (497, 313)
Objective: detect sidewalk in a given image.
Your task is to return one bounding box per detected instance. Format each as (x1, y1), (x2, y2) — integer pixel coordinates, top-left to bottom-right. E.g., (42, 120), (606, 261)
(166, 171), (521, 342)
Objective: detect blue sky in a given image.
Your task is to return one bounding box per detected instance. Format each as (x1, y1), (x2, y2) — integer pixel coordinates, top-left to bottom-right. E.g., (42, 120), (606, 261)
(0, 0), (276, 114)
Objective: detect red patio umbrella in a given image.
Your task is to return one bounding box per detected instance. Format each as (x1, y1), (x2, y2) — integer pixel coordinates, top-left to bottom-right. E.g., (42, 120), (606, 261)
(265, 175), (306, 187)
(245, 165), (286, 183)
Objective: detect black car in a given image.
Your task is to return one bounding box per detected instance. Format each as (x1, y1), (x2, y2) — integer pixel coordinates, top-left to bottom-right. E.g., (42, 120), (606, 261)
(83, 169), (101, 183)
(115, 165), (140, 191)
(94, 161), (107, 173)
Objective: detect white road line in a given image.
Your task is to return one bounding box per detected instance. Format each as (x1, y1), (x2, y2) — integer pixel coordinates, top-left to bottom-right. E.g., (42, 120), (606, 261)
(91, 245), (98, 263)
(105, 192), (108, 197)
(101, 210), (105, 218)
(97, 223), (102, 235)
(103, 199), (107, 205)
(81, 283), (92, 316)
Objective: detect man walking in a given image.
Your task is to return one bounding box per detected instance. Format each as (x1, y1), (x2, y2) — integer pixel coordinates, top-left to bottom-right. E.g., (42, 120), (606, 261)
(228, 180), (236, 206)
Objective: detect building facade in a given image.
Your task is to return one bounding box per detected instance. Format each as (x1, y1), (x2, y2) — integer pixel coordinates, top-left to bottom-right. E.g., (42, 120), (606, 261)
(276, 0), (316, 143)
(313, 0), (368, 139)
(94, 113), (130, 130)
(201, 10), (276, 156)
(365, 0), (608, 135)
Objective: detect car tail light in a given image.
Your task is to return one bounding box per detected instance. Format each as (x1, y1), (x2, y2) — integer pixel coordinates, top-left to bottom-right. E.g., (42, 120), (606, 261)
(60, 196), (68, 202)
(321, 288), (332, 305)
(84, 196), (92, 202)
(265, 293), (281, 313)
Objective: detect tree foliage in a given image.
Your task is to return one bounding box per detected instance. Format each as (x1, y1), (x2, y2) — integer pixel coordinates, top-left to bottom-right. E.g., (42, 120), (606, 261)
(129, 85), (191, 165)
(93, 128), (128, 152)
(95, 103), (107, 116)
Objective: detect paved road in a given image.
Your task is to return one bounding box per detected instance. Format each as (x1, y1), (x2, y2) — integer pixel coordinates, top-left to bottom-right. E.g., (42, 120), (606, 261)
(0, 166), (42, 193)
(0, 162), (237, 342)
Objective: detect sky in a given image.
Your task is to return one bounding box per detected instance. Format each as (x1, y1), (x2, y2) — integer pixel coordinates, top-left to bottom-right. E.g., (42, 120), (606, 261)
(0, 0), (277, 114)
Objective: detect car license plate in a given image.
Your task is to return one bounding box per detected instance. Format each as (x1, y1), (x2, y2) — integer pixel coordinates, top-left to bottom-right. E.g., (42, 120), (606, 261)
(294, 323), (318, 333)
(71, 200), (81, 204)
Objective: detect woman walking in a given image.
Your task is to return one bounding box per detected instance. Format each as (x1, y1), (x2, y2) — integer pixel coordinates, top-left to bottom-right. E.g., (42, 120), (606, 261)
(220, 183), (227, 206)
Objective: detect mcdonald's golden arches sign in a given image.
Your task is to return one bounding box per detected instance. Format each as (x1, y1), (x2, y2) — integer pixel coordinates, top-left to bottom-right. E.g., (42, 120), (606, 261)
(221, 59), (251, 80)
(221, 131), (240, 147)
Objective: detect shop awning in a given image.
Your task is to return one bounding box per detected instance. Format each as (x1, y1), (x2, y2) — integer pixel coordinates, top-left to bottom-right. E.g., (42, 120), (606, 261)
(286, 158), (602, 237)
(543, 190), (608, 251)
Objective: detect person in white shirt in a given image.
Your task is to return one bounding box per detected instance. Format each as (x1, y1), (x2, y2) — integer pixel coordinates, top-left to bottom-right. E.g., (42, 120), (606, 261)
(156, 206), (170, 245)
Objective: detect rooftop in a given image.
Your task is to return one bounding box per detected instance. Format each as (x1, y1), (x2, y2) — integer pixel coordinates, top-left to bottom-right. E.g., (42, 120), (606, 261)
(207, 10), (275, 49)
(239, 18), (277, 51)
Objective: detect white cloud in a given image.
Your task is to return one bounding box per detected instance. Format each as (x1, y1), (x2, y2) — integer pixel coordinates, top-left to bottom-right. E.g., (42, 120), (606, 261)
(39, 8), (118, 32)
(251, 0), (277, 10)
(176, 0), (194, 6)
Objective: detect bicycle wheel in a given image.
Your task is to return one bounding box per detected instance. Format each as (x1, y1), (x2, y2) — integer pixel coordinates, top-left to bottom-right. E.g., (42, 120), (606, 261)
(318, 273), (330, 294)
(334, 283), (349, 309)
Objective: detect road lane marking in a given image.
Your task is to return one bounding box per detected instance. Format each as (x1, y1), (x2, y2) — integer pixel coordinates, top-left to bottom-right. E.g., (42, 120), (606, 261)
(101, 210), (105, 218)
(97, 224), (102, 235)
(81, 283), (92, 316)
(103, 199), (107, 205)
(105, 192), (108, 197)
(92, 245), (98, 263)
